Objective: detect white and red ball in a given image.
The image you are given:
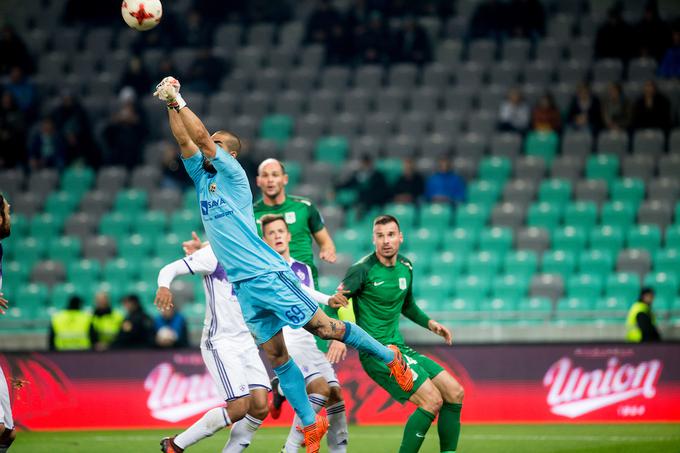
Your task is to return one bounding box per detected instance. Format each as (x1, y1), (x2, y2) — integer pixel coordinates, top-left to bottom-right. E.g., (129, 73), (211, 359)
(121, 0), (162, 31)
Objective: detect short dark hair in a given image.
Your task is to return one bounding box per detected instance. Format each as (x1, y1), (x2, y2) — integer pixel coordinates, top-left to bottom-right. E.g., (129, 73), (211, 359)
(214, 130), (242, 156)
(123, 294), (141, 308)
(640, 287), (655, 299)
(373, 215), (400, 230)
(67, 296), (83, 310)
(260, 214), (288, 232)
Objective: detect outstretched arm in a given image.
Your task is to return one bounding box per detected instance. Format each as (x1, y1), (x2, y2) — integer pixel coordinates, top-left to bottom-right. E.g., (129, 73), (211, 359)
(177, 106), (217, 159)
(155, 259), (194, 311)
(168, 109), (199, 159)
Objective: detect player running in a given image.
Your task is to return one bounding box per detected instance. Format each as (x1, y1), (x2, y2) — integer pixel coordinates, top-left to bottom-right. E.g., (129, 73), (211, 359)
(153, 77), (413, 453)
(260, 214), (349, 453)
(0, 194), (16, 452)
(155, 243), (270, 452)
(338, 215), (464, 453)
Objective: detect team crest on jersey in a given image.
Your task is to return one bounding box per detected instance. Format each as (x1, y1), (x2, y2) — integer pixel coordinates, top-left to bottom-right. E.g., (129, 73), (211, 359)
(399, 277), (407, 290)
(284, 212), (297, 224)
(209, 182), (217, 193)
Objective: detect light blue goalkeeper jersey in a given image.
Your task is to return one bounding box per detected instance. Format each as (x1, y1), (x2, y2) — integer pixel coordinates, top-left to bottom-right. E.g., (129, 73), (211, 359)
(182, 146), (288, 282)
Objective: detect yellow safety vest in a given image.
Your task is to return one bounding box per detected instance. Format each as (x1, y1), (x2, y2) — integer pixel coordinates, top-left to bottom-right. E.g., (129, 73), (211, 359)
(91, 311), (124, 345)
(626, 302), (656, 343)
(52, 310), (93, 350)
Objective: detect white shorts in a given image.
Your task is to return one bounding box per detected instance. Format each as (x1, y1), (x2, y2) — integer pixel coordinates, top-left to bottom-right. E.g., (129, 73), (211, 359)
(202, 344), (271, 402)
(0, 366), (13, 430)
(288, 343), (340, 388)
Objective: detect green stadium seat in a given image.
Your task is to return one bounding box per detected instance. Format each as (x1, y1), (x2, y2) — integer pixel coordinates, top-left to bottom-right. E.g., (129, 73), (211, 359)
(315, 136), (348, 166)
(414, 275), (454, 300)
(29, 213), (63, 238)
(503, 251), (538, 280)
(170, 210), (202, 238)
(16, 237), (46, 265)
(139, 257), (168, 283)
(449, 298), (480, 321)
(664, 225), (680, 249)
(153, 233), (183, 262)
(99, 212), (132, 239)
(518, 297), (552, 319)
(16, 283), (49, 309)
(578, 250), (613, 279)
(478, 157), (511, 182)
(590, 225), (625, 256)
(384, 203), (417, 231)
(406, 227), (440, 253)
(282, 161), (301, 190)
(376, 159), (403, 186)
(479, 297), (518, 319)
(455, 275), (490, 300)
(103, 258), (139, 287)
(594, 297), (629, 317)
(335, 188), (358, 208)
(183, 190), (197, 211)
(586, 154), (619, 183)
(611, 178), (645, 206)
(556, 297), (594, 320)
(403, 251), (431, 275)
(527, 202), (562, 230)
(2, 261), (29, 288)
(50, 283), (80, 308)
(627, 225), (662, 253)
(45, 191), (80, 218)
(467, 180), (501, 206)
(524, 130), (559, 163)
(567, 273), (604, 299)
(118, 234), (153, 261)
(654, 249), (680, 280)
(538, 179), (572, 208)
(61, 166), (94, 194)
(260, 114), (293, 143)
(318, 276), (339, 295)
(47, 236), (81, 262)
(333, 228), (368, 259)
(87, 282), (124, 306)
(563, 201), (598, 229)
(135, 211), (168, 237)
(601, 201), (636, 230)
(67, 259), (101, 285)
(552, 226), (587, 253)
(643, 272), (678, 301)
(454, 203), (490, 229)
(606, 273), (641, 301)
(420, 203), (452, 229)
(542, 250), (576, 277)
(479, 227), (513, 254)
(491, 275), (527, 300)
(114, 189), (148, 213)
(442, 227), (478, 254)
(125, 281), (156, 307)
(431, 251), (467, 276)
(466, 251), (501, 279)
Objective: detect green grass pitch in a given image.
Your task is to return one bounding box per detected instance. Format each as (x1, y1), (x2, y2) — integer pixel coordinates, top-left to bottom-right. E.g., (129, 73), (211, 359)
(10, 423), (680, 452)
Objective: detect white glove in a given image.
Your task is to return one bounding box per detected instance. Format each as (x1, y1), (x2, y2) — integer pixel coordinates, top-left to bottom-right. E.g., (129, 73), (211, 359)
(153, 76), (186, 111)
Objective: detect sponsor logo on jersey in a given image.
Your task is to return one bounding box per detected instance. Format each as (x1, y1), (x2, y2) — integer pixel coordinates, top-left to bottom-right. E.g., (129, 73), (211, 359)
(399, 277), (407, 290)
(284, 212), (297, 224)
(543, 356), (661, 418)
(209, 182), (217, 192)
(373, 281), (385, 286)
(200, 198), (233, 218)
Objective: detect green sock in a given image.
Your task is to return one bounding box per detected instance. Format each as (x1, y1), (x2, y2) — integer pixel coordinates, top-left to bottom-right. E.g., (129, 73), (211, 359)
(399, 407), (435, 453)
(438, 402), (462, 452)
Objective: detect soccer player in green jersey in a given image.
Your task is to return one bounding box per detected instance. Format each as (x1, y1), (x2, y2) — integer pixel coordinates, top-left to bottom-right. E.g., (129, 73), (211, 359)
(339, 215), (464, 453)
(253, 158), (336, 286)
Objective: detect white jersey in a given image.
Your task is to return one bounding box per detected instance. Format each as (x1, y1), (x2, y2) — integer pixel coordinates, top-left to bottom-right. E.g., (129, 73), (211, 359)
(158, 245), (252, 349)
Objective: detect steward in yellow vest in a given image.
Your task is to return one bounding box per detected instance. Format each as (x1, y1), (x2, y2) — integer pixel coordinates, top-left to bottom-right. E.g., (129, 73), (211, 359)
(91, 292), (124, 350)
(49, 296), (95, 351)
(626, 287), (661, 343)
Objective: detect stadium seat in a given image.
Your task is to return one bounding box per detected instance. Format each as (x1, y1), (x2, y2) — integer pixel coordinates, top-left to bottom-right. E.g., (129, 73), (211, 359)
(114, 189), (148, 214)
(563, 201), (598, 229)
(103, 258), (139, 288)
(170, 210), (202, 238)
(590, 225), (625, 256)
(478, 227), (513, 254)
(16, 283), (49, 309)
(527, 202), (562, 230)
(478, 157), (512, 183)
(420, 203), (452, 230)
(594, 297), (629, 320)
(431, 251), (467, 276)
(655, 249), (680, 281)
(45, 191), (80, 218)
(611, 178), (645, 206)
(406, 228), (440, 254)
(454, 203), (490, 230)
(99, 212), (132, 239)
(552, 227), (587, 254)
(47, 236), (81, 262)
(66, 259), (101, 286)
(503, 251), (538, 280)
(468, 181), (501, 207)
(61, 166), (94, 195)
(479, 297), (518, 320)
(518, 297), (552, 320)
(605, 273), (641, 301)
(491, 274), (528, 300)
(455, 275), (490, 300)
(314, 137), (348, 166)
(415, 275), (455, 300)
(578, 250), (614, 280)
(542, 250), (576, 277)
(627, 225), (662, 253)
(139, 257), (168, 284)
(384, 203), (417, 230)
(134, 211), (168, 237)
(466, 251), (502, 280)
(525, 131), (559, 164)
(556, 297), (594, 321)
(586, 154), (620, 184)
(117, 235), (153, 261)
(539, 179), (572, 209)
(643, 272), (679, 301)
(260, 114), (293, 144)
(29, 213), (63, 238)
(601, 202), (636, 230)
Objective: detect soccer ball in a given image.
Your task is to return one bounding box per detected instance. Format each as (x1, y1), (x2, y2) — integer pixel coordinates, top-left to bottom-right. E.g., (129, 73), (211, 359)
(121, 0), (162, 31)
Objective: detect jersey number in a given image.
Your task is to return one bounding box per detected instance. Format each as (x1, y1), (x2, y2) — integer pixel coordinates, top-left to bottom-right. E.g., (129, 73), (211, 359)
(285, 306), (305, 324)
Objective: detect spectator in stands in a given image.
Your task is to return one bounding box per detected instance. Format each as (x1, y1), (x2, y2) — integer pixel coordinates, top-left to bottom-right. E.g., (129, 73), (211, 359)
(160, 142), (192, 190)
(626, 287), (661, 342)
(531, 92), (561, 132)
(183, 10), (213, 48)
(50, 91), (97, 167)
(49, 296), (95, 351)
(185, 48), (226, 94)
(498, 87), (531, 133)
(507, 0), (545, 39)
(425, 157), (466, 204)
(153, 305), (189, 349)
(101, 88), (146, 169)
(91, 292), (124, 351)
(631, 80), (672, 131)
(658, 26), (680, 78)
(356, 11), (392, 64)
(633, 1), (671, 61)
(118, 57), (152, 99)
(3, 66), (36, 115)
(470, 0), (507, 40)
(595, 6), (632, 61)
(28, 117), (66, 171)
(392, 16), (432, 64)
(335, 154), (389, 216)
(113, 294), (154, 349)
(0, 25), (34, 75)
(305, 0), (343, 46)
(392, 157), (425, 204)
(601, 82), (631, 131)
(567, 82), (602, 133)
(0, 91), (27, 168)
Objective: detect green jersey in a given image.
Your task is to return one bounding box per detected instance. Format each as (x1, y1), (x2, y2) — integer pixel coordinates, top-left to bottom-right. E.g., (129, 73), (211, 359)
(253, 195), (325, 281)
(340, 253), (430, 347)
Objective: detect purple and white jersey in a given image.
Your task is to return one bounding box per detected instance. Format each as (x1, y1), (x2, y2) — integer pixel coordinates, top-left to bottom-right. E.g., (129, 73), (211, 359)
(181, 245), (253, 349)
(282, 258), (322, 349)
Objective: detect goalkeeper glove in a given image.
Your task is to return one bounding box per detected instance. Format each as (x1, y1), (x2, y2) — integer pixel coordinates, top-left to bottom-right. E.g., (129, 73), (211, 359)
(153, 76), (186, 111)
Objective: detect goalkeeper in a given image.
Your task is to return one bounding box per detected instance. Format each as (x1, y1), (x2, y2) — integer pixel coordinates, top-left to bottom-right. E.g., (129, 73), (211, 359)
(338, 215), (464, 453)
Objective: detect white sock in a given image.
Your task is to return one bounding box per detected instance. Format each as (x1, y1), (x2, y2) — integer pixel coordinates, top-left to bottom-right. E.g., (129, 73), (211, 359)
(223, 414), (263, 452)
(175, 407), (231, 449)
(284, 393), (327, 453)
(326, 401), (349, 453)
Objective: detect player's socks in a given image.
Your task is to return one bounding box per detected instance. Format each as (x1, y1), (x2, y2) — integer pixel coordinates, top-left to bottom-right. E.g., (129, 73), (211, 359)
(223, 414), (263, 453)
(399, 407), (435, 453)
(438, 402), (462, 453)
(284, 393), (327, 452)
(174, 407), (231, 449)
(273, 359), (317, 426)
(326, 401), (349, 453)
(341, 321), (394, 363)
